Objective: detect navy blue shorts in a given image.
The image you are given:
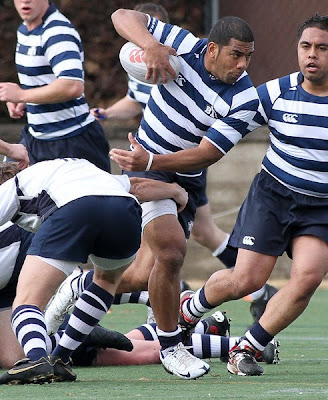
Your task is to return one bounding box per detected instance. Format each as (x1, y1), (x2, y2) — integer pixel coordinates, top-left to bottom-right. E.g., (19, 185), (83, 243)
(196, 169), (208, 207)
(20, 120), (111, 172)
(125, 168), (206, 238)
(27, 196), (142, 262)
(0, 227), (33, 309)
(229, 170), (328, 257)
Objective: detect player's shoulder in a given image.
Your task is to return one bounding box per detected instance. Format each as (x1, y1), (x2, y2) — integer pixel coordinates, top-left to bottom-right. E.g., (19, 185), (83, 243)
(258, 72), (301, 102)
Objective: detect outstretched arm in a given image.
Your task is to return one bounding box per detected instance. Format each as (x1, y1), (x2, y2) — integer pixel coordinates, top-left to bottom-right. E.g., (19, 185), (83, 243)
(111, 9), (177, 84)
(110, 133), (224, 172)
(129, 177), (188, 212)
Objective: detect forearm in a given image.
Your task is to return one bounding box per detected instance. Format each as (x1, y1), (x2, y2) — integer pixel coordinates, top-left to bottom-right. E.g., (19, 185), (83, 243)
(151, 147), (224, 172)
(130, 178), (184, 203)
(0, 140), (10, 156)
(20, 79), (84, 104)
(111, 9), (157, 50)
(106, 97), (142, 120)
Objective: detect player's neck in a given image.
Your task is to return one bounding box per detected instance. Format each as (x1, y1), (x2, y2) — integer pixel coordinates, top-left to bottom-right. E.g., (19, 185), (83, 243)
(301, 79), (328, 97)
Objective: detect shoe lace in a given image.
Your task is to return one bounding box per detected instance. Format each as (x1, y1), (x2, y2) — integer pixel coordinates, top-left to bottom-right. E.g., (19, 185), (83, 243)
(169, 343), (196, 367)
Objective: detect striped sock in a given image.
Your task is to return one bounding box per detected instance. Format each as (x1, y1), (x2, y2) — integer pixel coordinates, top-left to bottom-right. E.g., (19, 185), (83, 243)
(244, 322), (273, 352)
(182, 287), (214, 323)
(52, 282), (114, 362)
(11, 305), (48, 361)
(113, 291), (150, 306)
(187, 333), (239, 359)
(156, 326), (182, 350)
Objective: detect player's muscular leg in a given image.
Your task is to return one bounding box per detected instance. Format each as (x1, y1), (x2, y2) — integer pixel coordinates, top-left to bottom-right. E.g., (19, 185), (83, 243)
(146, 214), (187, 331)
(260, 235), (328, 336)
(204, 249), (276, 306)
(116, 238), (154, 293)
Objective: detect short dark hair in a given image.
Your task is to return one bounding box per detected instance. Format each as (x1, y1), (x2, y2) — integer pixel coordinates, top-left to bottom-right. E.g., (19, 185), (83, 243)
(0, 162), (19, 185)
(208, 16), (254, 46)
(297, 14), (328, 39)
(134, 3), (169, 23)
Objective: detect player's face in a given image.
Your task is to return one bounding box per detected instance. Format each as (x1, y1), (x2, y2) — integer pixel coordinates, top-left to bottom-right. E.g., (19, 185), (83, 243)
(14, 0), (49, 31)
(298, 27), (328, 91)
(205, 39), (254, 84)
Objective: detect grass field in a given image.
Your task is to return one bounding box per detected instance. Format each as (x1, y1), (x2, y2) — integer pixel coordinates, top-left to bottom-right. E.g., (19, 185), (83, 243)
(0, 287), (327, 400)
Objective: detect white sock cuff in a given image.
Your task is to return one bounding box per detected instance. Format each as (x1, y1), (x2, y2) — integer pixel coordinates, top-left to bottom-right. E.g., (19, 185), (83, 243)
(156, 326), (182, 337)
(212, 234), (230, 257)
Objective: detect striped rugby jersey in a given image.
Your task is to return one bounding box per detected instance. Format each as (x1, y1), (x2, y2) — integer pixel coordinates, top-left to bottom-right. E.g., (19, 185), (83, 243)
(127, 74), (153, 109)
(0, 223), (21, 290)
(15, 3), (94, 140)
(256, 72), (328, 197)
(135, 16), (260, 166)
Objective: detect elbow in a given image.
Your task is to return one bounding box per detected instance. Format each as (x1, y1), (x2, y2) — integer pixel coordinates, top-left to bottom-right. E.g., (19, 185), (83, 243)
(111, 9), (127, 26)
(68, 81), (84, 99)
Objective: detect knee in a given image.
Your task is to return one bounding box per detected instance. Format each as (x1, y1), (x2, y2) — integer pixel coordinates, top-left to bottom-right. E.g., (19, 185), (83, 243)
(226, 273), (264, 300)
(156, 244), (186, 274)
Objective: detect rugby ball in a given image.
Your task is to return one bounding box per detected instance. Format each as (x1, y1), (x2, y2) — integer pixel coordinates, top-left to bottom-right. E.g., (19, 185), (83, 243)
(119, 41), (180, 85)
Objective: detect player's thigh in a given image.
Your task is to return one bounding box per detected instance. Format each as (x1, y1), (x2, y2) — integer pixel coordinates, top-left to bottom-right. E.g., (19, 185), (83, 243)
(0, 309), (24, 368)
(144, 213), (187, 261)
(291, 235), (328, 289)
(14, 255), (67, 309)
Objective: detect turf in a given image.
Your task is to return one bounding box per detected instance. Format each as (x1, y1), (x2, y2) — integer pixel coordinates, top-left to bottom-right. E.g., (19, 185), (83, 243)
(1, 288), (327, 400)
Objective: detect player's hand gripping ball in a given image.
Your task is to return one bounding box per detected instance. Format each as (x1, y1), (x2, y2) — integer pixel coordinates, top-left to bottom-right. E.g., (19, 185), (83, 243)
(119, 42), (180, 85)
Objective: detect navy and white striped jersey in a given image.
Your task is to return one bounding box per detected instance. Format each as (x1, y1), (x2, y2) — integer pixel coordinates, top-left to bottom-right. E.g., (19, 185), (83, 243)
(135, 16), (260, 164)
(0, 158), (136, 233)
(127, 74), (153, 109)
(0, 223), (21, 290)
(15, 3), (94, 140)
(256, 72), (328, 197)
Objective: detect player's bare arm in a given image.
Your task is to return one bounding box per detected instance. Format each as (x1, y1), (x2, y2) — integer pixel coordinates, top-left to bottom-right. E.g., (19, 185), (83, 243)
(111, 9), (177, 83)
(109, 132), (224, 172)
(0, 79), (84, 105)
(129, 177), (188, 212)
(0, 140), (29, 169)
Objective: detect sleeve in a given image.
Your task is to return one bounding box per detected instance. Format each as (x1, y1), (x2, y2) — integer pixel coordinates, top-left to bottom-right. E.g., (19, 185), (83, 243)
(146, 16), (198, 54)
(205, 82), (260, 154)
(43, 24), (84, 81)
(0, 179), (19, 226)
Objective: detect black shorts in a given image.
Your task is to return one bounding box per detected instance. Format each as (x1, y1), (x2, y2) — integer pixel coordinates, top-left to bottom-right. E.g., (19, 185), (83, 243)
(196, 169), (209, 208)
(20, 120), (110, 172)
(229, 170), (328, 257)
(27, 196), (142, 262)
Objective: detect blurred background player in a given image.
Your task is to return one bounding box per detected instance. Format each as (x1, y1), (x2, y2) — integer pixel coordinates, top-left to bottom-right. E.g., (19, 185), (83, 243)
(0, 0), (110, 172)
(91, 3), (277, 325)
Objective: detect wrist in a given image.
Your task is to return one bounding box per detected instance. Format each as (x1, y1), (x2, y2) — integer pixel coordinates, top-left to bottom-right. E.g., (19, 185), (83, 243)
(145, 152), (154, 171)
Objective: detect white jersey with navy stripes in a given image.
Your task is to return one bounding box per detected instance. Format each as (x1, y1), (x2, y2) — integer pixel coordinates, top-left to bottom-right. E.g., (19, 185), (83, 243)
(127, 74), (153, 109)
(0, 158), (136, 233)
(15, 3), (94, 139)
(255, 72), (328, 198)
(0, 223), (21, 290)
(135, 16), (260, 163)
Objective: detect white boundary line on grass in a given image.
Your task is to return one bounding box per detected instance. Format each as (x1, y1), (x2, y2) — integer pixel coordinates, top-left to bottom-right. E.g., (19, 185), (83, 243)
(212, 206), (240, 219)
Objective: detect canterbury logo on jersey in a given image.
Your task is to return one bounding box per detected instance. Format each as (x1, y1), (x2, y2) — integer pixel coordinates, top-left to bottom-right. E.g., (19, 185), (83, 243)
(242, 236), (255, 245)
(176, 74), (186, 86)
(282, 113), (298, 123)
(204, 104), (218, 118)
